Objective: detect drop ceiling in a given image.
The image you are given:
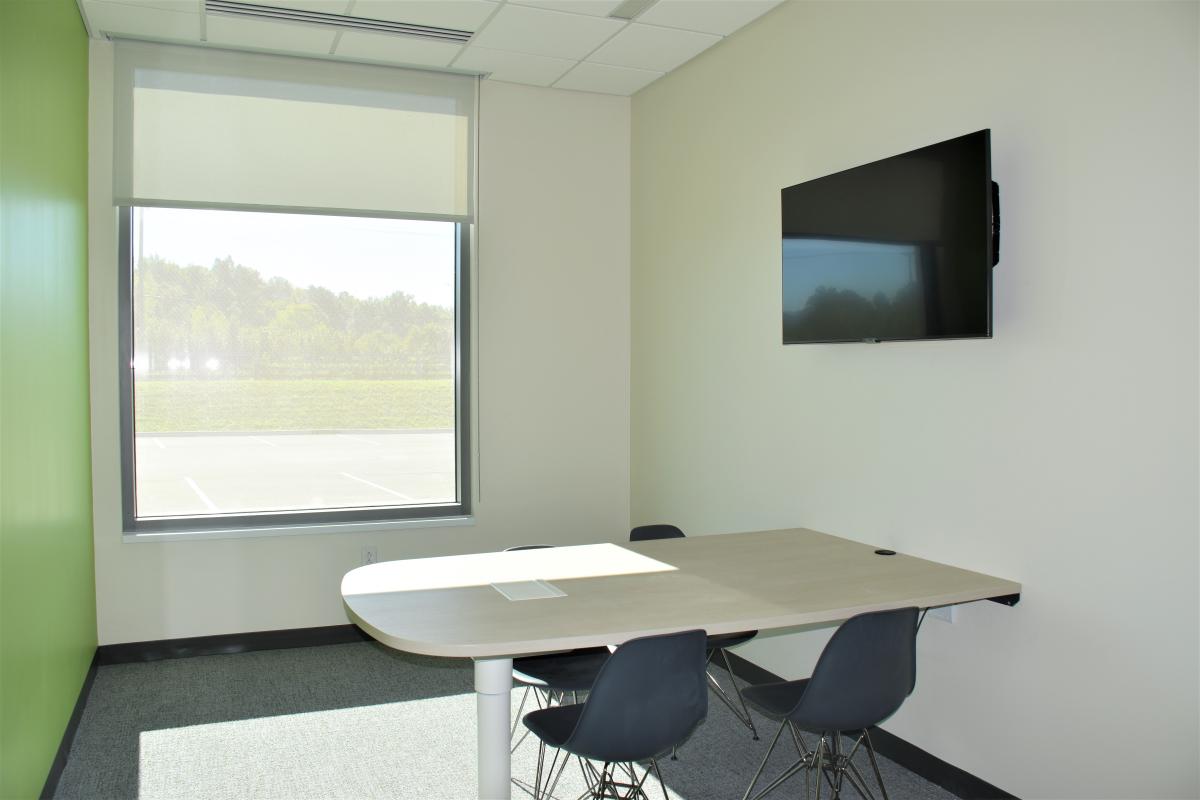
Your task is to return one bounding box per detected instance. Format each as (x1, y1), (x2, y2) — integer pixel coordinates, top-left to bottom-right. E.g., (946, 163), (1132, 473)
(77, 0), (784, 96)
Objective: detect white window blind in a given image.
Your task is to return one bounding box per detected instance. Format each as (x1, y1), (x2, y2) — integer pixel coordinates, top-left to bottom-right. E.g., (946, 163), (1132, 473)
(112, 40), (475, 220)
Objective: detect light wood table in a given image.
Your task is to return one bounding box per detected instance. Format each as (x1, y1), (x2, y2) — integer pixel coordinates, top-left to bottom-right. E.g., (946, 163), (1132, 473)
(341, 528), (1021, 800)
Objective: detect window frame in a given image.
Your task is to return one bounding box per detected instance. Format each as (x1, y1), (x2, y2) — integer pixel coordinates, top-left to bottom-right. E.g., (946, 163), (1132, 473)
(117, 205), (472, 535)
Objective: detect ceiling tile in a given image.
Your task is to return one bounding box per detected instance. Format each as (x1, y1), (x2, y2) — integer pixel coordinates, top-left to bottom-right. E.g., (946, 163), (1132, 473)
(205, 14), (337, 54)
(266, 0), (354, 12)
(469, 4), (625, 60)
(83, 1), (202, 40)
(335, 29), (461, 67)
(554, 61), (660, 95)
(588, 22), (717, 72)
(454, 45), (574, 87)
(508, 0), (624, 17)
(634, 0), (783, 36)
(349, 0), (498, 31)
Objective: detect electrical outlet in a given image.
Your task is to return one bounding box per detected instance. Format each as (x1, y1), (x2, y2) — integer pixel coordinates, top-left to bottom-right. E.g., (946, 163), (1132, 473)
(361, 545), (378, 566)
(929, 605), (957, 624)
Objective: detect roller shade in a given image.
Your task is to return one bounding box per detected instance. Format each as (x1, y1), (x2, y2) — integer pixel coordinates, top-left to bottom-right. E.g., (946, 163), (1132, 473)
(113, 40), (475, 220)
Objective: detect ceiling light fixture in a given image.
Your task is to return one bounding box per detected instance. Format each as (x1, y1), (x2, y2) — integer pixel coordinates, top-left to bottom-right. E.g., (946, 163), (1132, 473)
(607, 0), (658, 21)
(205, 0), (474, 44)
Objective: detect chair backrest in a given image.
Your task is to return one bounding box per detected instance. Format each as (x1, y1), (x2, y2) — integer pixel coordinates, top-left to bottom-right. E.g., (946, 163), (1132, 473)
(563, 629), (707, 762)
(789, 607), (918, 733)
(629, 524), (685, 542)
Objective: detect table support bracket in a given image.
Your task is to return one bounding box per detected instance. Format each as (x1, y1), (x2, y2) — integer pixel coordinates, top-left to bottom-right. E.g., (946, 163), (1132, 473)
(986, 593), (1021, 606)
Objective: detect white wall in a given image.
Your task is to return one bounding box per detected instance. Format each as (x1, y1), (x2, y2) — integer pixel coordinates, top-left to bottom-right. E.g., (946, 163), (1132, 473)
(88, 44), (631, 644)
(630, 2), (1198, 798)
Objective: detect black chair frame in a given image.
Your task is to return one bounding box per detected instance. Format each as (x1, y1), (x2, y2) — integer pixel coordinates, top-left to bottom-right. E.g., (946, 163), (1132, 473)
(744, 721), (890, 800)
(739, 607), (919, 800)
(523, 629), (707, 800)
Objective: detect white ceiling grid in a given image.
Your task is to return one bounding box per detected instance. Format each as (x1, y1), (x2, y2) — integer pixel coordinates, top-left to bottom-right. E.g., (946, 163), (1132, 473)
(77, 0), (784, 96)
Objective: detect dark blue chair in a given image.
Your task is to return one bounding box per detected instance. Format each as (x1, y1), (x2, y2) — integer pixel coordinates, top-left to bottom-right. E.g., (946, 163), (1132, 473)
(522, 629), (708, 799)
(504, 545), (611, 753)
(630, 524), (760, 740)
(739, 607), (919, 800)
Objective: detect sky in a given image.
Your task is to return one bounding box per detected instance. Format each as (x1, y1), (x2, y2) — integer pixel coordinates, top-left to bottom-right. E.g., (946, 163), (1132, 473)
(782, 238), (918, 311)
(137, 207), (456, 308)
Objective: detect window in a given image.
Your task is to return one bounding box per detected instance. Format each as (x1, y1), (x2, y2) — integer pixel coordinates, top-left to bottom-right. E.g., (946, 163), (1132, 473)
(113, 42), (474, 533)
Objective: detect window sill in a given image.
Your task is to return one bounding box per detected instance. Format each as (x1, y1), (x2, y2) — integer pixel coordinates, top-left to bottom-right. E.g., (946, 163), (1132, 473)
(122, 514), (475, 543)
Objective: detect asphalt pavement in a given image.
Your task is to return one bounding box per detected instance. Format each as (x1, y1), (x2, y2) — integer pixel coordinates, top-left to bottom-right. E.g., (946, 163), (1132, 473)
(134, 430), (456, 518)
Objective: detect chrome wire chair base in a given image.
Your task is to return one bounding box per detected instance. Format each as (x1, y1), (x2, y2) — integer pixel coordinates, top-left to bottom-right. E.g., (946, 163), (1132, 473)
(523, 742), (669, 800)
(742, 721), (889, 800)
(512, 687), (582, 755)
(706, 648), (760, 739)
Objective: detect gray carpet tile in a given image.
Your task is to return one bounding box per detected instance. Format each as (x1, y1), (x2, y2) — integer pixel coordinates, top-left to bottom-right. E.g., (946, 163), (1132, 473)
(54, 641), (957, 800)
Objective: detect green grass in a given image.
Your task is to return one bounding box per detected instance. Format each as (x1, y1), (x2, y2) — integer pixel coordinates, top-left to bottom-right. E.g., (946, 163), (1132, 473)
(134, 379), (454, 432)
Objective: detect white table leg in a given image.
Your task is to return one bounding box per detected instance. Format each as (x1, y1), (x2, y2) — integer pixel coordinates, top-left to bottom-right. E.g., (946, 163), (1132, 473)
(474, 657), (513, 800)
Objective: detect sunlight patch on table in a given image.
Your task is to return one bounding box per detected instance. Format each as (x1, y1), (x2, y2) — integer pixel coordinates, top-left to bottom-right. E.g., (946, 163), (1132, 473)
(342, 543), (677, 596)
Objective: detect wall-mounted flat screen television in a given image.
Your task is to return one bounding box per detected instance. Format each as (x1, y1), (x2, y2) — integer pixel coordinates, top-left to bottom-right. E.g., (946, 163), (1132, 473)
(782, 130), (997, 344)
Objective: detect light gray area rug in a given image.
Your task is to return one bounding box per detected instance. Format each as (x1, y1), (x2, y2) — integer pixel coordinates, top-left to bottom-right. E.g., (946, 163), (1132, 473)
(55, 641), (957, 800)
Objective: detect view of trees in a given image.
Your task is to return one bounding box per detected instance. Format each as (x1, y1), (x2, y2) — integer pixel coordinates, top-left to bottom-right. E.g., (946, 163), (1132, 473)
(783, 283), (926, 342)
(134, 256), (454, 379)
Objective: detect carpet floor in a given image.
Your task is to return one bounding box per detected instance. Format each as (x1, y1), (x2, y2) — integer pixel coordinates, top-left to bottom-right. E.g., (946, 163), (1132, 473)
(54, 641), (957, 800)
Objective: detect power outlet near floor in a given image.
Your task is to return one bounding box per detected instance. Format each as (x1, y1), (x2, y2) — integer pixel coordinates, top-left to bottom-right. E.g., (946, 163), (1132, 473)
(361, 545), (379, 566)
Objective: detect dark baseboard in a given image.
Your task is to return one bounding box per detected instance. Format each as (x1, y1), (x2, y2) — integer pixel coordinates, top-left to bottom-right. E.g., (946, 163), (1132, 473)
(95, 623), (371, 666)
(720, 651), (1018, 800)
(40, 651), (99, 800)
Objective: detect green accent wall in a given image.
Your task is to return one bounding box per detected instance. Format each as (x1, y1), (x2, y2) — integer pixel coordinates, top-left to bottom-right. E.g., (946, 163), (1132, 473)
(0, 0), (96, 798)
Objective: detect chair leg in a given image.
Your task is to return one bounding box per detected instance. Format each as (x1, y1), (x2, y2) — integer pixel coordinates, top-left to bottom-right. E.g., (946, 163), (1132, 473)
(742, 719), (786, 800)
(719, 648), (760, 739)
(649, 758), (669, 800)
(534, 740), (546, 800)
(521, 739), (571, 800)
(814, 736), (827, 800)
(742, 718), (813, 800)
(862, 730), (890, 800)
(513, 687), (567, 755)
(836, 733), (879, 800)
(831, 735), (850, 799)
(704, 649), (760, 739)
(821, 734), (846, 800)
(785, 722), (815, 800)
(579, 759), (603, 797)
(813, 731), (884, 800)
(513, 686), (531, 739)
(544, 748), (570, 799)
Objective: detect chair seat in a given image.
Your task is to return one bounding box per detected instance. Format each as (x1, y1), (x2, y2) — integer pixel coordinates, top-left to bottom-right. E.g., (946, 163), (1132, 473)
(523, 703), (584, 749)
(707, 630), (757, 650)
(741, 678), (810, 718)
(513, 647), (610, 691)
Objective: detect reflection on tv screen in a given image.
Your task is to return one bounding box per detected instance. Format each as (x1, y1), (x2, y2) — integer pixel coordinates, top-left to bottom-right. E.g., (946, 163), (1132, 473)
(783, 238), (928, 342)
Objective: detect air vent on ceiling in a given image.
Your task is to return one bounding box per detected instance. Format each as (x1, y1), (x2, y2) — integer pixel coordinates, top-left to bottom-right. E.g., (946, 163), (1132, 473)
(205, 0), (474, 44)
(608, 0), (658, 21)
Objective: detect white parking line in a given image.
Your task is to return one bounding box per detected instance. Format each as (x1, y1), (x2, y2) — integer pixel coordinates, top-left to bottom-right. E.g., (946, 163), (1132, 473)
(340, 472), (414, 502)
(183, 477), (221, 512)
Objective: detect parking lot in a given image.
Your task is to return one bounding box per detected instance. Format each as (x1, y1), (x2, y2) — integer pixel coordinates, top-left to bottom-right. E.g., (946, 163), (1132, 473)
(133, 430), (456, 518)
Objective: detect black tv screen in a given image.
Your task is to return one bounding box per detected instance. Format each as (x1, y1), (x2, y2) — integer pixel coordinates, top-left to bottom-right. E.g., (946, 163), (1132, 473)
(782, 130), (995, 344)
